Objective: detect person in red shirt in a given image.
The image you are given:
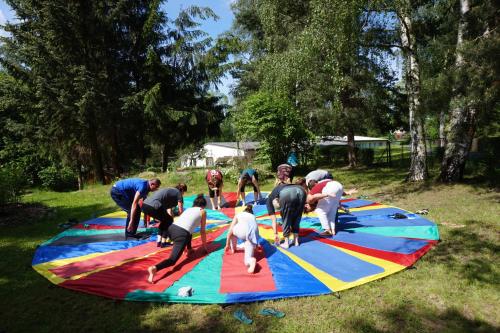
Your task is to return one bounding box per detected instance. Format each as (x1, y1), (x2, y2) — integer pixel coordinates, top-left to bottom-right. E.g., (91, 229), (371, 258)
(206, 169), (224, 210)
(306, 179), (357, 236)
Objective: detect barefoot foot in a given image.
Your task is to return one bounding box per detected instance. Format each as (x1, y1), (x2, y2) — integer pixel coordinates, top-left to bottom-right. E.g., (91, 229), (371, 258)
(147, 266), (157, 284)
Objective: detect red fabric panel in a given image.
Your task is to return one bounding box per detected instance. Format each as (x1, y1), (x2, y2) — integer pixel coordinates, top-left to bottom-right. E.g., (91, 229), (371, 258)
(222, 192), (238, 208)
(59, 227), (227, 299)
(220, 208), (235, 219)
(51, 242), (160, 278)
(316, 238), (437, 266)
(219, 245), (276, 293)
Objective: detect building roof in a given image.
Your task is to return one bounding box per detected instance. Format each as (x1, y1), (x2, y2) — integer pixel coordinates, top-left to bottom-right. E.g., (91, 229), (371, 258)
(318, 136), (388, 147)
(204, 142), (260, 150)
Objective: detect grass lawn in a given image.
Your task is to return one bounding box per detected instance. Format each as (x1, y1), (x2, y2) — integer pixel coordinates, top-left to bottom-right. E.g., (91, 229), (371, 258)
(0, 166), (498, 333)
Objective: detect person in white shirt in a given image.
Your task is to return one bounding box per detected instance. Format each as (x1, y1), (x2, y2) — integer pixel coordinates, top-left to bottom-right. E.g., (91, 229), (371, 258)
(224, 204), (260, 273)
(147, 194), (208, 284)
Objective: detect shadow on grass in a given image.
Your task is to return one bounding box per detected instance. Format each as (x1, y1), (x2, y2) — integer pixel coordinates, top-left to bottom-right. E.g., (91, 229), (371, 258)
(427, 223), (499, 286)
(349, 302), (497, 333)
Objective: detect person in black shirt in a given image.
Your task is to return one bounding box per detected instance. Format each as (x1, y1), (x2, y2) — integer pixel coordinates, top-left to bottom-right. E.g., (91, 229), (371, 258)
(141, 183), (187, 247)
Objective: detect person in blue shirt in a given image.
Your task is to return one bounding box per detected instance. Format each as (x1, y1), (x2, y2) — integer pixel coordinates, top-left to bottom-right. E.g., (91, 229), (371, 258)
(236, 168), (262, 206)
(110, 177), (161, 239)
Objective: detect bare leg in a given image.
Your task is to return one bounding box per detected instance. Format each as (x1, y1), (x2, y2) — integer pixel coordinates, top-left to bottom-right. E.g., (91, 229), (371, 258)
(293, 233), (299, 247)
(247, 257), (257, 274)
(147, 266), (157, 284)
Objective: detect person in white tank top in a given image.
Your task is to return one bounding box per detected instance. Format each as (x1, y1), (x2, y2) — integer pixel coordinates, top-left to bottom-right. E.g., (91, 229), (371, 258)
(224, 205), (261, 274)
(147, 194), (208, 284)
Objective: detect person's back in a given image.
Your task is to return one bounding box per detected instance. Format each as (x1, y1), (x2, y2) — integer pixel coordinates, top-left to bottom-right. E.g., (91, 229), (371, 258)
(114, 178), (149, 200)
(144, 187), (181, 210)
(174, 207), (203, 234)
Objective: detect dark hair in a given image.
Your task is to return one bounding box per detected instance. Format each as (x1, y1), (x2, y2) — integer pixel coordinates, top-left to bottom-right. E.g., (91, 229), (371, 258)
(176, 183), (188, 192)
(307, 179), (318, 190)
(150, 178), (161, 186)
(192, 194), (207, 208)
(244, 204), (253, 214)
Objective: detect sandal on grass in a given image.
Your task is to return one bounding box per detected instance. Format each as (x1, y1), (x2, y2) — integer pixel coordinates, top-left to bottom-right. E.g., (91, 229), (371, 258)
(233, 309), (252, 325)
(259, 308), (285, 318)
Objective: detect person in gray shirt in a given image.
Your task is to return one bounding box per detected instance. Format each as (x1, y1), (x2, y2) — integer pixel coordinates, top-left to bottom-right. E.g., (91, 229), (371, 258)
(141, 183), (187, 247)
(305, 169), (333, 189)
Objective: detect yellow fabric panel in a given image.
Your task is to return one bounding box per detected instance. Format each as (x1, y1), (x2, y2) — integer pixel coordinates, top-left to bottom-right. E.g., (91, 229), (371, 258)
(349, 204), (391, 212)
(101, 211), (127, 218)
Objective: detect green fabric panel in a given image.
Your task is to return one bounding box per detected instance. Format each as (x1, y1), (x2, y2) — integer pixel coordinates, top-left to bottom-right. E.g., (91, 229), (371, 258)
(125, 231), (228, 303)
(42, 227), (154, 246)
(353, 226), (440, 240)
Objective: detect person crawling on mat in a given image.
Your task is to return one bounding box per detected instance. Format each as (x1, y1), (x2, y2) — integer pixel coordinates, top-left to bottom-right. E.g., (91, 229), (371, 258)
(267, 180), (307, 248)
(224, 204), (261, 274)
(147, 194), (208, 284)
(205, 169), (224, 210)
(236, 168), (262, 206)
(304, 177), (357, 236)
(110, 177), (161, 239)
(141, 183), (187, 248)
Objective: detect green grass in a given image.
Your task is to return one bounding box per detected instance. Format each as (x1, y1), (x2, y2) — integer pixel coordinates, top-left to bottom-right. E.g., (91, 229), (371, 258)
(0, 167), (499, 333)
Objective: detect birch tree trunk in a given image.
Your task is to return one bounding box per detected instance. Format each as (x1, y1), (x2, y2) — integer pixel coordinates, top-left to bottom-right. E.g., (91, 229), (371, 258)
(398, 6), (428, 181)
(440, 0), (475, 182)
(439, 109), (446, 148)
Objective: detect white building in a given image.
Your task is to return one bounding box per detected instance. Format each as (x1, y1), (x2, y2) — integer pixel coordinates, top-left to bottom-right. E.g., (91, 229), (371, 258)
(180, 142), (260, 168)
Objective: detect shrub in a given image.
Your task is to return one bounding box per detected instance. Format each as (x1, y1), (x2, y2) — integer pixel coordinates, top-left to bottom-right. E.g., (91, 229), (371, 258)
(38, 166), (78, 192)
(0, 166), (26, 204)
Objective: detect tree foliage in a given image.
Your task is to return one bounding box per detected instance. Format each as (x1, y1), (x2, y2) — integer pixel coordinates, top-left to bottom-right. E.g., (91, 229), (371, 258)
(235, 91), (313, 168)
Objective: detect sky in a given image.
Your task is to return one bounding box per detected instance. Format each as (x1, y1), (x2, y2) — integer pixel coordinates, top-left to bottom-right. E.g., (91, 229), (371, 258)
(0, 0), (236, 97)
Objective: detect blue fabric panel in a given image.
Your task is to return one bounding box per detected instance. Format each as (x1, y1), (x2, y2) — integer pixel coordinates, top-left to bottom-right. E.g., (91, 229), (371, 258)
(252, 204), (269, 217)
(332, 231), (429, 254)
(341, 199), (376, 208)
(286, 237), (384, 282)
(349, 207), (406, 217)
(83, 217), (129, 226)
(243, 192), (268, 205)
(206, 209), (231, 221)
(340, 216), (436, 228)
(32, 239), (151, 265)
(225, 240), (330, 303)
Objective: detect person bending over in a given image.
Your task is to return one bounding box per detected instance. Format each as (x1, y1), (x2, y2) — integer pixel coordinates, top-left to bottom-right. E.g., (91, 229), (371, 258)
(206, 169), (224, 209)
(141, 183), (187, 247)
(266, 182), (307, 248)
(305, 179), (357, 236)
(236, 168), (261, 206)
(110, 177), (161, 239)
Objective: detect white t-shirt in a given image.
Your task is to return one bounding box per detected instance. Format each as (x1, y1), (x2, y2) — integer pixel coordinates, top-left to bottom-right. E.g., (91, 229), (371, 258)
(174, 207), (203, 234)
(232, 211), (259, 245)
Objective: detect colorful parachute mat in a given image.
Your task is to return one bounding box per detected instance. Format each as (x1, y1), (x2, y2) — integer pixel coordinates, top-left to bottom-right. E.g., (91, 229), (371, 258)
(32, 191), (439, 304)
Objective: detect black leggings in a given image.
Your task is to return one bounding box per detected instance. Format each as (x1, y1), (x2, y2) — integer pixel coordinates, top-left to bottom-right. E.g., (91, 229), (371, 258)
(141, 204), (173, 238)
(155, 224), (192, 271)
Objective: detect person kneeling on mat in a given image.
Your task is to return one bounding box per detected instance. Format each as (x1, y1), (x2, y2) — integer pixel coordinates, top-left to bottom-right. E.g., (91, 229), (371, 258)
(224, 204), (260, 274)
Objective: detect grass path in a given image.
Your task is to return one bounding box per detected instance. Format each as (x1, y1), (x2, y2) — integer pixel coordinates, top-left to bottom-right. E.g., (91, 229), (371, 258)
(0, 167), (498, 332)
